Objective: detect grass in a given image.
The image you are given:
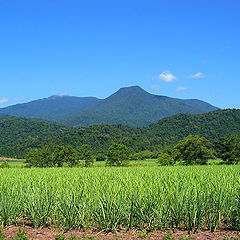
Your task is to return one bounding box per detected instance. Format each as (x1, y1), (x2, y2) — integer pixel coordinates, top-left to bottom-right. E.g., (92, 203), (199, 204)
(0, 165), (239, 232)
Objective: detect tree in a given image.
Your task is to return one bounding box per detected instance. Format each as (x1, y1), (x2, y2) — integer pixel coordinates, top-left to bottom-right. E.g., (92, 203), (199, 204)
(106, 143), (130, 167)
(54, 145), (79, 167)
(78, 144), (94, 167)
(157, 153), (174, 166)
(220, 135), (240, 164)
(95, 153), (106, 162)
(172, 135), (216, 165)
(25, 144), (79, 167)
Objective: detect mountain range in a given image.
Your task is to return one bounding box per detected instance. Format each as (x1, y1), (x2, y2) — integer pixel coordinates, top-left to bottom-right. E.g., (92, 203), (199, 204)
(0, 86), (218, 127)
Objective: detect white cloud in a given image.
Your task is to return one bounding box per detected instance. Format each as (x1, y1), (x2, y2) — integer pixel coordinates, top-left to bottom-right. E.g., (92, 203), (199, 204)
(0, 98), (9, 104)
(189, 72), (207, 79)
(58, 93), (68, 97)
(151, 85), (161, 91)
(157, 71), (177, 82)
(176, 87), (188, 92)
(14, 97), (25, 101)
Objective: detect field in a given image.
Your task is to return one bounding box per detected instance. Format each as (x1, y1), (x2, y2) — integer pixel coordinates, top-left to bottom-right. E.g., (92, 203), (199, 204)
(0, 165), (240, 238)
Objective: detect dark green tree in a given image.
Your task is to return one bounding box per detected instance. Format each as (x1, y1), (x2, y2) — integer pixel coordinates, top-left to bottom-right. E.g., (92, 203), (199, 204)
(220, 135), (240, 164)
(95, 153), (106, 161)
(172, 135), (216, 165)
(25, 144), (79, 167)
(54, 145), (79, 167)
(106, 143), (130, 167)
(157, 153), (174, 166)
(78, 144), (94, 167)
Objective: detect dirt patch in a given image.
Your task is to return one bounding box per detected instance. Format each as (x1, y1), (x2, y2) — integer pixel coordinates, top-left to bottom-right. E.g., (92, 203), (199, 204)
(3, 226), (240, 240)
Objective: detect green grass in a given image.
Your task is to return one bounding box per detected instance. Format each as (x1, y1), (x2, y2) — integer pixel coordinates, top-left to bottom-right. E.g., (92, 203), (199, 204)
(93, 159), (157, 167)
(0, 165), (240, 232)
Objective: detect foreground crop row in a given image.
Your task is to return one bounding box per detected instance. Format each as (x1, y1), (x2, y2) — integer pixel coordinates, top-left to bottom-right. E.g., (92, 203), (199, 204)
(0, 166), (240, 231)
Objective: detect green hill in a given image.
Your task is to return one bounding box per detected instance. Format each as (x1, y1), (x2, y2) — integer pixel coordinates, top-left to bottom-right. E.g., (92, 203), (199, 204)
(0, 115), (72, 157)
(143, 109), (240, 149)
(0, 109), (239, 158)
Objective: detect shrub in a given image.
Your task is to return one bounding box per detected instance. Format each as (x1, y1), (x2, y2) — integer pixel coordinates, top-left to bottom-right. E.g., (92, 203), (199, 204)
(106, 143), (130, 167)
(157, 153), (174, 166)
(173, 135), (216, 165)
(95, 153), (106, 162)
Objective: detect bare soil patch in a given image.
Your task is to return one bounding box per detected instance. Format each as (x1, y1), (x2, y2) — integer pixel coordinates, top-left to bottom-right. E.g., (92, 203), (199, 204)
(3, 226), (240, 240)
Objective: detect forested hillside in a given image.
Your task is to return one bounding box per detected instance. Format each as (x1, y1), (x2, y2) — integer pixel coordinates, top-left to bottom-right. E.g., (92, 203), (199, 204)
(0, 116), (72, 157)
(0, 109), (239, 158)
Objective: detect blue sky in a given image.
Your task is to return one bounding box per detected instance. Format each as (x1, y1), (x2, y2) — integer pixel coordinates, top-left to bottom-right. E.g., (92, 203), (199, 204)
(0, 0), (239, 108)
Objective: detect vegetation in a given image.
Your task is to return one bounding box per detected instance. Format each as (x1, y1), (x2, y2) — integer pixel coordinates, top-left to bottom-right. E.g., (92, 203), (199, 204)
(172, 135), (216, 165)
(217, 135), (240, 164)
(25, 144), (79, 167)
(78, 144), (94, 167)
(0, 166), (239, 232)
(106, 143), (130, 166)
(157, 153), (174, 166)
(95, 153), (106, 161)
(1, 109), (240, 159)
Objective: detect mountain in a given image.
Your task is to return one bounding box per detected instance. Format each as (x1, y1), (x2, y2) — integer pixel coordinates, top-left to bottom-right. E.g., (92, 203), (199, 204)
(0, 86), (218, 127)
(0, 95), (101, 121)
(63, 86), (218, 127)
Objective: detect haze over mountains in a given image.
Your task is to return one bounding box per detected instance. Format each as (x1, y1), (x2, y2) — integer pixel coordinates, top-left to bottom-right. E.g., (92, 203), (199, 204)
(0, 86), (218, 127)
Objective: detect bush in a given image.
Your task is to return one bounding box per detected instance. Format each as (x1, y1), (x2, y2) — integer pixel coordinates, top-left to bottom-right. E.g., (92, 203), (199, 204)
(25, 144), (79, 167)
(106, 143), (130, 167)
(0, 161), (10, 168)
(173, 135), (216, 165)
(220, 136), (240, 164)
(157, 153), (174, 166)
(78, 144), (94, 167)
(95, 153), (106, 162)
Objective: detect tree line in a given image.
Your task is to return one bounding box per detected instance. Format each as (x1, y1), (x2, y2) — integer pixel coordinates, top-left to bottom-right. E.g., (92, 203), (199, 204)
(25, 134), (240, 167)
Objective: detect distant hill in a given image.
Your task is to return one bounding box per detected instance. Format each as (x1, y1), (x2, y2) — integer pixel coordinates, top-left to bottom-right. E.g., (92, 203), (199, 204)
(0, 115), (72, 157)
(63, 86), (218, 127)
(0, 86), (218, 126)
(0, 96), (101, 121)
(0, 109), (239, 158)
(143, 109), (240, 146)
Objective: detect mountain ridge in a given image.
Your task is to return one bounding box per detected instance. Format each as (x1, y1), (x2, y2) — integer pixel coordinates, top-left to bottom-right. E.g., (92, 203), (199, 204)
(0, 86), (218, 126)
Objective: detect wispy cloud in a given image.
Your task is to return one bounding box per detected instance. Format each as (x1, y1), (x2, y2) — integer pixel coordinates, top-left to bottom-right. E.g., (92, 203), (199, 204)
(0, 98), (9, 104)
(58, 93), (68, 97)
(157, 71), (177, 82)
(151, 85), (161, 91)
(176, 87), (188, 92)
(14, 97), (25, 101)
(189, 72), (207, 79)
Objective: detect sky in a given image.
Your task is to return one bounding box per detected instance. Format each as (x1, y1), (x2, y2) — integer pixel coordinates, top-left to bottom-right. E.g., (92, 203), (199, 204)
(0, 0), (239, 108)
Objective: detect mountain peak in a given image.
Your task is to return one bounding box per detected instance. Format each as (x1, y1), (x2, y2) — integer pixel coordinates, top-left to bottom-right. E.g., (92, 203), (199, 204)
(110, 86), (149, 98)
(48, 94), (69, 100)
(118, 85), (146, 92)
